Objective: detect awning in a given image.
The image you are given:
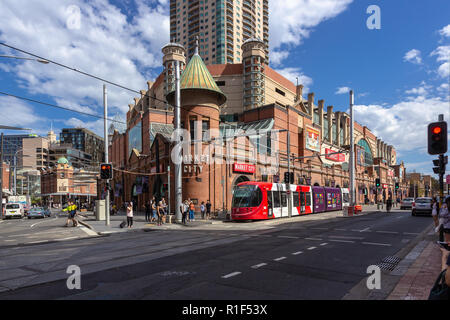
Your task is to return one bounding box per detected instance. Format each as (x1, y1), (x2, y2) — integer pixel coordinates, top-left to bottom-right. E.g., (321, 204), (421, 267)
(220, 118), (274, 139)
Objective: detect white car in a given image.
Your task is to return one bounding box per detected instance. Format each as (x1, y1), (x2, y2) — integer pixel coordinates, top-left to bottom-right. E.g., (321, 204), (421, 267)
(4, 203), (24, 219)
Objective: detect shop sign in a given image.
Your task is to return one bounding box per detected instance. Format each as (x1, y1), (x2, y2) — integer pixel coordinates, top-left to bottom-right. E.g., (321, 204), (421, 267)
(325, 148), (345, 162)
(446, 175), (450, 184)
(233, 163), (256, 174)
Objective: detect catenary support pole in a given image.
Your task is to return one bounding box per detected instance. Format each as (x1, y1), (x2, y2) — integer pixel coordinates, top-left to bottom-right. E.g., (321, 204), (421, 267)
(0, 133), (3, 217)
(104, 84), (110, 226)
(174, 61), (182, 223)
(349, 90), (356, 207)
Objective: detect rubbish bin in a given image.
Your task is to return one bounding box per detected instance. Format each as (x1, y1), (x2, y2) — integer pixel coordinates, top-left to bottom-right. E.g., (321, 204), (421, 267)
(95, 200), (105, 221)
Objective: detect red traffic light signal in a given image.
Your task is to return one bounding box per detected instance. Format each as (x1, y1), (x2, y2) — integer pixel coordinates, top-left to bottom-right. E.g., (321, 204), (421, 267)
(100, 163), (113, 180)
(428, 121), (447, 155)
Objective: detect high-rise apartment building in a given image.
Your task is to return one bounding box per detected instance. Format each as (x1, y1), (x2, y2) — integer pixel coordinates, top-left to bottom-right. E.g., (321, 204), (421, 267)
(170, 0), (269, 64)
(59, 128), (105, 166)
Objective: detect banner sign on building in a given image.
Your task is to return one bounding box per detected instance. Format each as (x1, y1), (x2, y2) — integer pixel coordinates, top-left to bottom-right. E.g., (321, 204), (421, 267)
(357, 147), (365, 166)
(446, 175), (450, 184)
(325, 148), (345, 162)
(305, 127), (320, 152)
(233, 163), (256, 174)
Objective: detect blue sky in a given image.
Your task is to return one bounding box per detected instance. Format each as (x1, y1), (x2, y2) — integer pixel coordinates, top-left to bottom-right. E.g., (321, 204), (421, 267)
(0, 0), (448, 177)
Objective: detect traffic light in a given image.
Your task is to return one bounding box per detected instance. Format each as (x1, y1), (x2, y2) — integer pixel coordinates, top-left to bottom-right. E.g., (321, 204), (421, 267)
(284, 172), (294, 184)
(395, 182), (399, 189)
(375, 178), (380, 188)
(428, 121), (447, 155)
(432, 156), (447, 175)
(100, 163), (113, 180)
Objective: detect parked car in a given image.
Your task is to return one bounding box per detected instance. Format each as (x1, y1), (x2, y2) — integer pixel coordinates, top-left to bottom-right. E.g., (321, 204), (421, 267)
(4, 203), (24, 219)
(27, 207), (50, 219)
(412, 197), (432, 216)
(400, 198), (415, 210)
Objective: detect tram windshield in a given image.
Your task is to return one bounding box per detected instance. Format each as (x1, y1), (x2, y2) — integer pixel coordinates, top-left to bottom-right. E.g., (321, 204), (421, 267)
(232, 185), (263, 208)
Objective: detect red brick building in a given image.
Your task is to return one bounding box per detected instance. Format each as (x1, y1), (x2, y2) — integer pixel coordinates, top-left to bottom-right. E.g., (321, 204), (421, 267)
(109, 40), (408, 213)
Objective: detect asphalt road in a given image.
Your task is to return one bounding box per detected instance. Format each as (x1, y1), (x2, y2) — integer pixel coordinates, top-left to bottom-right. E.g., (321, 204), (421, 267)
(0, 209), (96, 246)
(0, 208), (432, 300)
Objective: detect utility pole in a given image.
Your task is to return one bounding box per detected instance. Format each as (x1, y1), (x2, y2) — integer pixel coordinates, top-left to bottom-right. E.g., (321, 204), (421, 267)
(103, 84), (110, 226)
(438, 114), (445, 208)
(168, 165), (171, 215)
(287, 130), (292, 217)
(174, 60), (182, 223)
(349, 90), (356, 208)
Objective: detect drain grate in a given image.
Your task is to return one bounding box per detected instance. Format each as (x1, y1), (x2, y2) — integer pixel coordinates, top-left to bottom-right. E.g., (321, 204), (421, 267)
(377, 256), (401, 271)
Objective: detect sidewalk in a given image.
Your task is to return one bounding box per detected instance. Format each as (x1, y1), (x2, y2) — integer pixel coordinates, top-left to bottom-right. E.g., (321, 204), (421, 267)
(387, 238), (445, 300)
(78, 210), (217, 235)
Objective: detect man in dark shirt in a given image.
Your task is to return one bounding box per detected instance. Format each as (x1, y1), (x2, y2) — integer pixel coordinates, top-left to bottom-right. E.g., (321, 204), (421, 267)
(206, 200), (212, 220)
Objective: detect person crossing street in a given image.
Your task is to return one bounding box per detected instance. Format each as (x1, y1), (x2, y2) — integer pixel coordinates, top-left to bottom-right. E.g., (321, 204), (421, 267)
(62, 200), (78, 227)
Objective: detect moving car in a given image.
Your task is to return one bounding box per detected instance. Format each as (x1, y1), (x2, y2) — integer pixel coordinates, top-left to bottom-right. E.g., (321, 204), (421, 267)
(400, 198), (414, 210)
(27, 207), (51, 219)
(4, 203), (24, 219)
(411, 197), (432, 216)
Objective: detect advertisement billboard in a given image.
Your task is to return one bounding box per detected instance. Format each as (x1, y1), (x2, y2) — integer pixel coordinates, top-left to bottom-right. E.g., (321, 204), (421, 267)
(325, 148), (345, 162)
(305, 127), (320, 152)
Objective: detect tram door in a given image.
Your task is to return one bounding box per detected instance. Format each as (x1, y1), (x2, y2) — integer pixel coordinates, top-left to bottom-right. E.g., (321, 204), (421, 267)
(300, 192), (306, 214)
(271, 186), (282, 218)
(267, 191), (273, 218)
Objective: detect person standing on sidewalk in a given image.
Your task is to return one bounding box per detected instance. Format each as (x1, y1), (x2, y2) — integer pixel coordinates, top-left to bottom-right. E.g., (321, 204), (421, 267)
(161, 197), (167, 224)
(156, 199), (163, 226)
(206, 200), (211, 220)
(200, 201), (206, 220)
(437, 197), (450, 270)
(145, 200), (151, 222)
(181, 200), (188, 225)
(126, 202), (133, 228)
(189, 200), (195, 222)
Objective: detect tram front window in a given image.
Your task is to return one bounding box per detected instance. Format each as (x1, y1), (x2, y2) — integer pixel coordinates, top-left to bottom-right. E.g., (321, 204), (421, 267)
(232, 185), (263, 208)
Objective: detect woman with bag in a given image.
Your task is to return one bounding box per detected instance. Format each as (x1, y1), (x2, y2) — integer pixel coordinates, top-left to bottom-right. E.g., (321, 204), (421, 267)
(126, 202), (133, 228)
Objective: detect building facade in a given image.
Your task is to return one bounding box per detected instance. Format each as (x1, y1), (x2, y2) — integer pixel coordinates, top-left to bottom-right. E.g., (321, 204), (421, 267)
(170, 0), (269, 64)
(59, 128), (105, 166)
(40, 157), (97, 206)
(109, 42), (408, 214)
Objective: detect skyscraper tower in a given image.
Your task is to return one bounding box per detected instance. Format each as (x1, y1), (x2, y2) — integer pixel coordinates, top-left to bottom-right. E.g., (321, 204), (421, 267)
(169, 0), (269, 65)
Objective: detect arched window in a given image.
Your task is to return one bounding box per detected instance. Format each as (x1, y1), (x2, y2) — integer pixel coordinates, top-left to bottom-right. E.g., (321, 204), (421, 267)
(357, 139), (374, 166)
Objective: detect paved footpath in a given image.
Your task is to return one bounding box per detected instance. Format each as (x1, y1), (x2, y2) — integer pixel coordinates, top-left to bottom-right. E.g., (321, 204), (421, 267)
(388, 239), (444, 300)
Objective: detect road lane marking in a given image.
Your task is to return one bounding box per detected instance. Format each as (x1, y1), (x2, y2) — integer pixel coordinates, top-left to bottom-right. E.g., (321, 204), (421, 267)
(311, 227), (328, 230)
(320, 243), (328, 246)
(330, 239), (355, 243)
(222, 272), (241, 279)
(274, 257), (286, 261)
(359, 227), (371, 232)
(80, 226), (97, 236)
(28, 240), (48, 244)
(305, 237), (322, 241)
(307, 246), (316, 250)
(362, 242), (391, 247)
(251, 263), (267, 269)
(329, 235), (364, 240)
(278, 235), (299, 239)
(334, 228), (347, 231)
(403, 232), (419, 235)
(292, 251), (303, 255)
(376, 231), (398, 234)
(56, 237), (78, 241)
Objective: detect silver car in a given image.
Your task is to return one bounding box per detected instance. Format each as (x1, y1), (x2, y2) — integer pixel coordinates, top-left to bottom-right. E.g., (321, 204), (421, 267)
(400, 198), (414, 210)
(412, 197), (432, 216)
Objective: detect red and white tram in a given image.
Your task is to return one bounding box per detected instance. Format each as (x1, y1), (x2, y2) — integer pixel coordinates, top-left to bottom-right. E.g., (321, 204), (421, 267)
(231, 181), (313, 220)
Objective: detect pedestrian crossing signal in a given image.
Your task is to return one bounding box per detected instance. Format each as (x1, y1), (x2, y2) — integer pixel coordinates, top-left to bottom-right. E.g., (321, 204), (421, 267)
(375, 178), (380, 188)
(428, 121), (447, 155)
(100, 163), (113, 180)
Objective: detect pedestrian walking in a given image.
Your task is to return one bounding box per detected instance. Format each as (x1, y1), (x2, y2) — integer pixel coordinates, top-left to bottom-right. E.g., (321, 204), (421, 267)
(206, 200), (211, 220)
(189, 200), (195, 221)
(126, 202), (133, 228)
(161, 197), (167, 224)
(200, 201), (206, 219)
(145, 200), (151, 222)
(151, 197), (157, 223)
(181, 200), (188, 224)
(63, 200), (78, 227)
(156, 200), (163, 226)
(386, 196), (392, 213)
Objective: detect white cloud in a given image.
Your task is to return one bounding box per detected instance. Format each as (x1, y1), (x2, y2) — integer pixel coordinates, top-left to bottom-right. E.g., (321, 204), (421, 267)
(0, 0), (168, 118)
(405, 82), (431, 97)
(353, 95), (449, 152)
(65, 117), (104, 137)
(403, 49), (422, 65)
(269, 0), (353, 65)
(270, 51), (290, 67)
(0, 96), (46, 131)
(275, 67), (313, 94)
(335, 86), (351, 95)
(430, 45), (450, 78)
(439, 24), (450, 38)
